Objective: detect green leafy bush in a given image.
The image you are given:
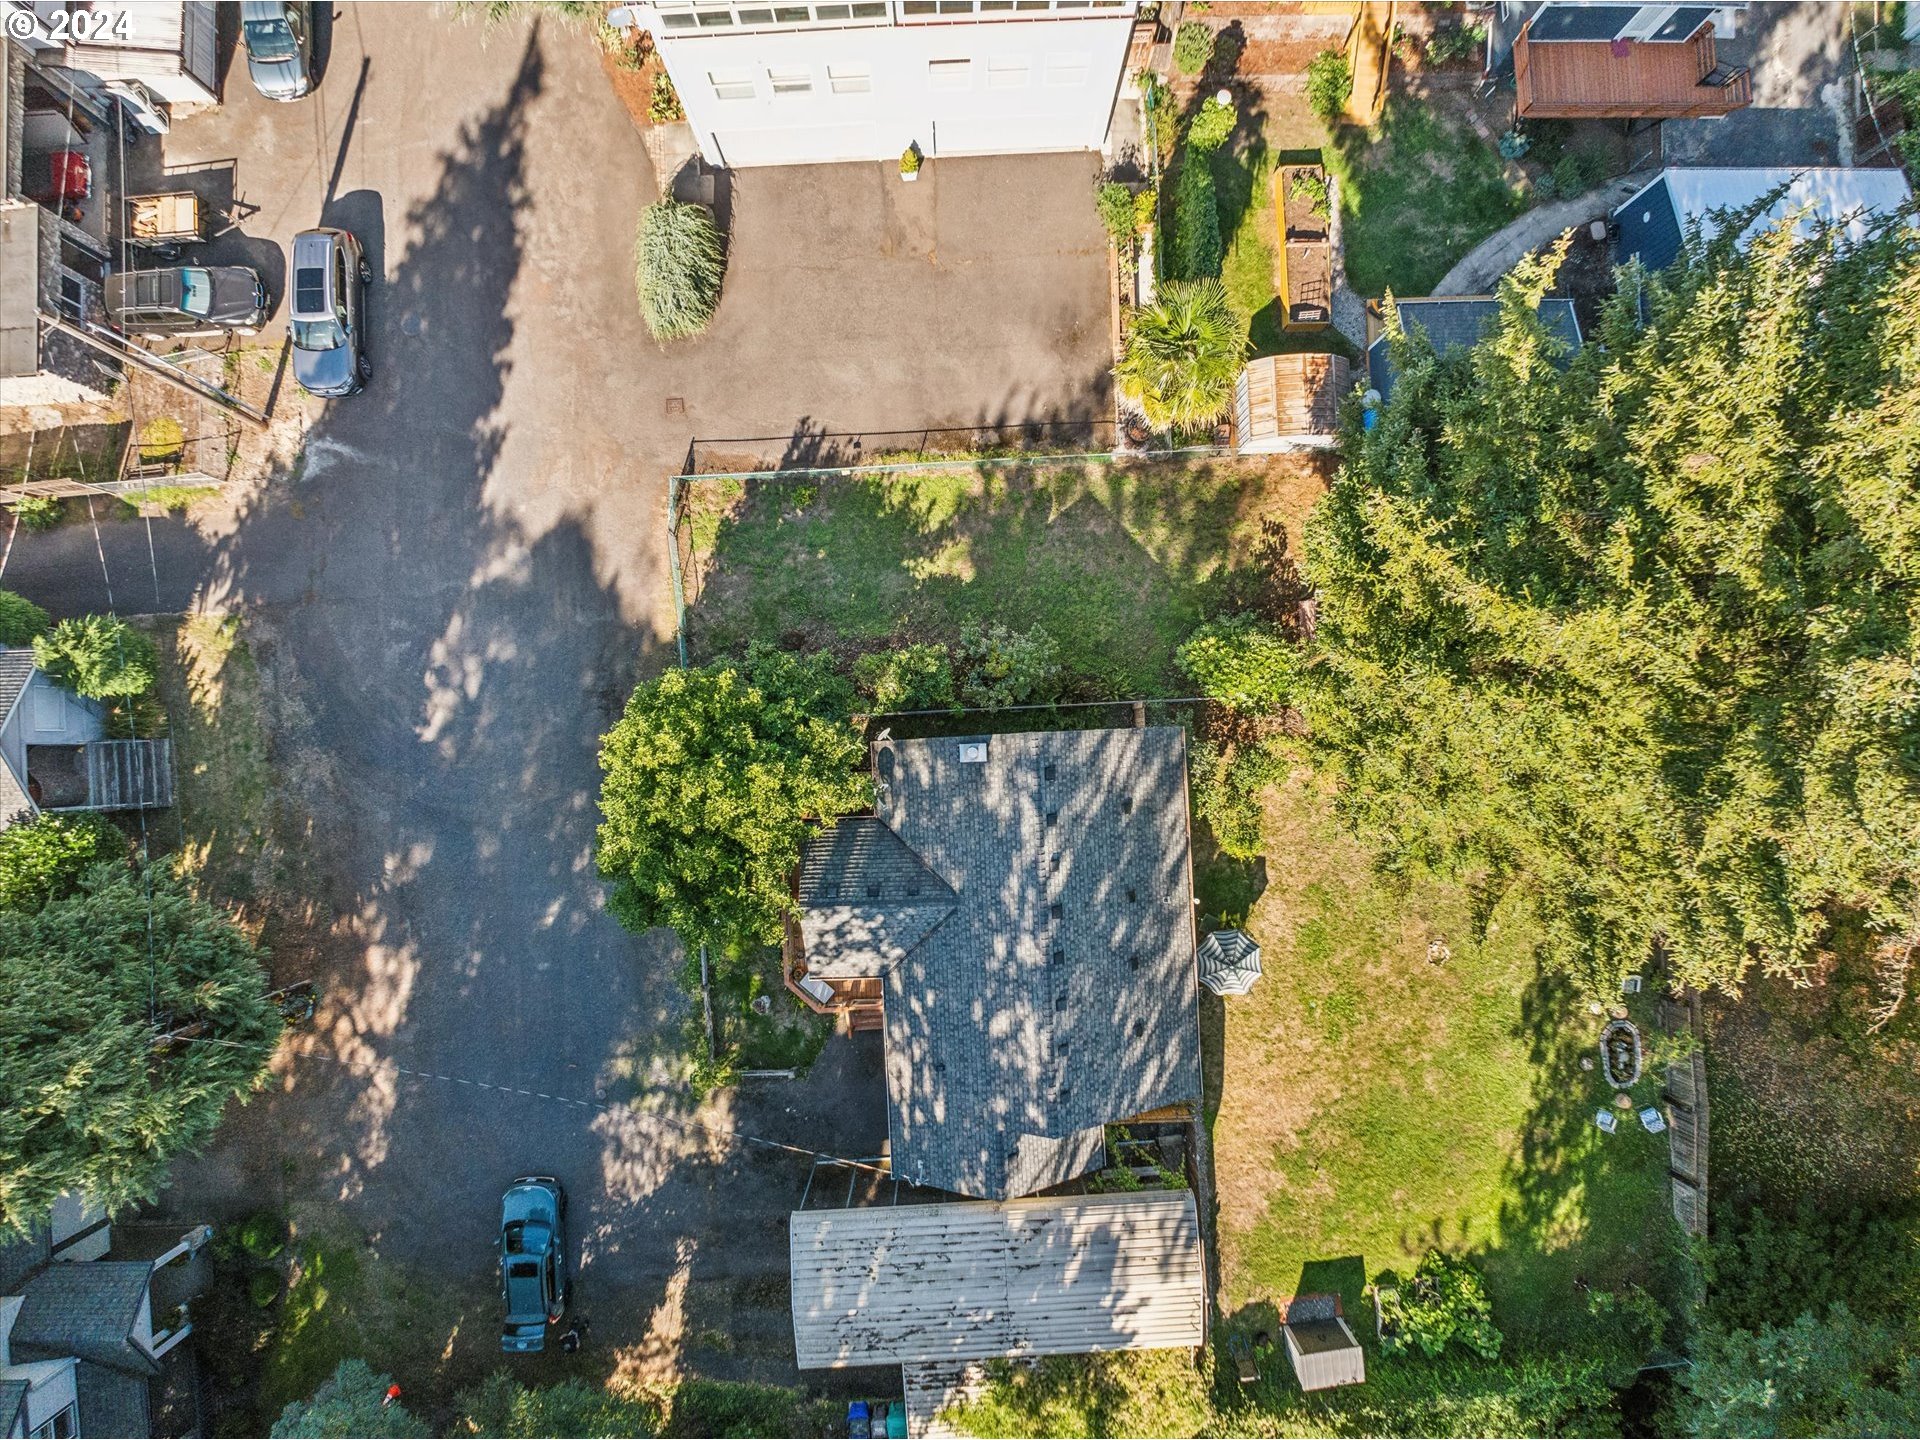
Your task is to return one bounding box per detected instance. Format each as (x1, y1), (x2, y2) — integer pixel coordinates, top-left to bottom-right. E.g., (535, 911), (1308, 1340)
(596, 646), (870, 947)
(1096, 181), (1137, 245)
(0, 589), (50, 647)
(1176, 615), (1298, 710)
(1173, 21), (1214, 74)
(1113, 279), (1246, 431)
(33, 614), (158, 699)
(854, 643), (955, 712)
(1377, 1251), (1504, 1361)
(1186, 96), (1236, 154)
(1307, 48), (1353, 122)
(1171, 152), (1222, 280)
(955, 622), (1061, 709)
(647, 71), (684, 122)
(1424, 19), (1488, 65)
(10, 497), (63, 532)
(634, 199), (725, 341)
(0, 814), (121, 913)
(458, 1374), (665, 1439)
(1290, 170), (1331, 219)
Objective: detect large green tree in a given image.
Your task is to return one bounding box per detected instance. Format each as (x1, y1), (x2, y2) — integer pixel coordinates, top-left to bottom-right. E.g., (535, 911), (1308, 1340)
(596, 646), (870, 946)
(272, 1359), (428, 1439)
(1303, 217), (1920, 995)
(1680, 1306), (1920, 1439)
(0, 813), (124, 913)
(0, 862), (277, 1234)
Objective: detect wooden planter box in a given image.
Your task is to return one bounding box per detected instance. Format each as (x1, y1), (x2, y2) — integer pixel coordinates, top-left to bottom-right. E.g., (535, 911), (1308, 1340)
(1275, 163), (1335, 333)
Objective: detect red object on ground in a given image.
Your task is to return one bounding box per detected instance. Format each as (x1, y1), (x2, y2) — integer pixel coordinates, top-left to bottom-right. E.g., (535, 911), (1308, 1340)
(382, 1385), (402, 1408)
(45, 151), (91, 201)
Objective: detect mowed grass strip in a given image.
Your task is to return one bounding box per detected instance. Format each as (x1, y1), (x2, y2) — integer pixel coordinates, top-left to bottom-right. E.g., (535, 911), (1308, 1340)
(686, 458), (1324, 698)
(1212, 768), (1685, 1352)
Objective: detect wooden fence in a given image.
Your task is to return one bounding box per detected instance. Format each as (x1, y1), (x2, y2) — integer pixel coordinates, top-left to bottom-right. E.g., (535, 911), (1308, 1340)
(1661, 991), (1709, 1239)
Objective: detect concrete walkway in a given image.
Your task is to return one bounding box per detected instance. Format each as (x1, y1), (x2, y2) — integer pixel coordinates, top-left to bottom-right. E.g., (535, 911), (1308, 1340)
(1433, 171), (1653, 296)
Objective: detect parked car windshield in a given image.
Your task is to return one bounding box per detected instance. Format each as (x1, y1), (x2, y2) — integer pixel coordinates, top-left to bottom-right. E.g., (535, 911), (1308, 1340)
(291, 317), (345, 351)
(179, 269), (211, 316)
(243, 18), (299, 60)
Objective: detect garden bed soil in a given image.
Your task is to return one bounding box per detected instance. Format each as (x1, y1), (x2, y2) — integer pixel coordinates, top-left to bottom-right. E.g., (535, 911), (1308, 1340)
(601, 44), (671, 135)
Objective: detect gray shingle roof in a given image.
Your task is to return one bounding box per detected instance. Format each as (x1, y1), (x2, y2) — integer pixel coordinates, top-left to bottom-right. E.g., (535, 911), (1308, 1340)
(12, 1262), (157, 1375)
(76, 1360), (153, 1436)
(798, 816), (956, 977)
(0, 648), (36, 726)
(1367, 297), (1583, 402)
(799, 727), (1202, 1200)
(0, 1380), (27, 1438)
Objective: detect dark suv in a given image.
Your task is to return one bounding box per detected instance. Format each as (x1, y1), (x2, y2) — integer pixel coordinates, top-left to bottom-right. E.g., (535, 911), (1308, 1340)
(289, 227), (371, 398)
(498, 1176), (569, 1354)
(106, 266), (267, 338)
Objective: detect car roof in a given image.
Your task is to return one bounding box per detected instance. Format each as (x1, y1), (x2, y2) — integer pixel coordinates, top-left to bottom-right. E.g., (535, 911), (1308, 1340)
(107, 269), (183, 308)
(240, 1), (290, 20)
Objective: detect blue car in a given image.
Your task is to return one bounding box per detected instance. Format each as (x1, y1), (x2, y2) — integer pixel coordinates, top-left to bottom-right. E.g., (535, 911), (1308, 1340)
(499, 1175), (569, 1353)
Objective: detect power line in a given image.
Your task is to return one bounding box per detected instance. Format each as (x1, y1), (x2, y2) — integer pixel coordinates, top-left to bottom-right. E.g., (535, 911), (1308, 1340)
(174, 1030), (898, 1182)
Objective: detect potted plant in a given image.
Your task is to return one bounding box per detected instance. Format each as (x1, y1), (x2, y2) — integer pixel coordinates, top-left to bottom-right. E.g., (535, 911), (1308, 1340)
(900, 143), (922, 182)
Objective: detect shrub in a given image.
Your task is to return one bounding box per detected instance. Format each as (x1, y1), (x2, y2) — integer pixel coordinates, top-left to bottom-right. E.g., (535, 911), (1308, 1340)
(1306, 48), (1353, 122)
(1176, 615), (1298, 711)
(1186, 95), (1236, 154)
(634, 199), (725, 340)
(1171, 152), (1222, 280)
(900, 143), (922, 175)
(1498, 128), (1530, 161)
(1132, 186), (1158, 235)
(1290, 170), (1330, 220)
(854, 644), (955, 713)
(647, 71), (684, 121)
(1113, 278), (1247, 431)
(1096, 181), (1136, 245)
(11, 497), (63, 532)
(1190, 740), (1281, 858)
(33, 614), (157, 699)
(1378, 1251), (1504, 1361)
(1173, 21), (1214, 74)
(0, 814), (121, 912)
(955, 622), (1061, 709)
(1424, 19), (1488, 65)
(0, 589), (50, 647)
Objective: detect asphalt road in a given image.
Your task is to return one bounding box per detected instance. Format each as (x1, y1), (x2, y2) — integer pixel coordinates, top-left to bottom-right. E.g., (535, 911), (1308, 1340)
(2, 3), (1113, 1391)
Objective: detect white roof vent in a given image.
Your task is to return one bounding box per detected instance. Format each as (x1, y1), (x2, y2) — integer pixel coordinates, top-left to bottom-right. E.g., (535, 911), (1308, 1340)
(958, 741), (988, 764)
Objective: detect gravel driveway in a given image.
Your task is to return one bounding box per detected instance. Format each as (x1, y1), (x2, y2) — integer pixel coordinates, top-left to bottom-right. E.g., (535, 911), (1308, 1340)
(3, 3), (1112, 1396)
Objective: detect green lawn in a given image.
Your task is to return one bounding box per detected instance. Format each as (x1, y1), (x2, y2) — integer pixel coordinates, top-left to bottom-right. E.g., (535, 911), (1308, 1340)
(1327, 97), (1525, 296)
(1213, 769), (1689, 1353)
(684, 459), (1322, 698)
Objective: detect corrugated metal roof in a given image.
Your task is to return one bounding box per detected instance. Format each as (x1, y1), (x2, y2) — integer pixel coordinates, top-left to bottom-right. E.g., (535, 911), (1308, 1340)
(1285, 1315), (1366, 1391)
(901, 1360), (994, 1439)
(790, 1191), (1205, 1370)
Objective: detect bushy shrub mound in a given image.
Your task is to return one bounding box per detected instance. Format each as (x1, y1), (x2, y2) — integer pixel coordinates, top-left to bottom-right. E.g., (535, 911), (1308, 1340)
(635, 199), (725, 340)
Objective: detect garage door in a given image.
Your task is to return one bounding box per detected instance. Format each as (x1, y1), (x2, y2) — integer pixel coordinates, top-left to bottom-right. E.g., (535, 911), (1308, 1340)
(710, 123), (889, 168)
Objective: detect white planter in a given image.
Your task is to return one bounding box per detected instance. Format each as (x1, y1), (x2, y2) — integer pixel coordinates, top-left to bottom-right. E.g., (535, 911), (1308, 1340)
(900, 170), (920, 182)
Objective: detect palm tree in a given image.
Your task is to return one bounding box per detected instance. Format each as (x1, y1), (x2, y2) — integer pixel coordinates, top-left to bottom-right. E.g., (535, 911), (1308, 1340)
(1113, 279), (1249, 433)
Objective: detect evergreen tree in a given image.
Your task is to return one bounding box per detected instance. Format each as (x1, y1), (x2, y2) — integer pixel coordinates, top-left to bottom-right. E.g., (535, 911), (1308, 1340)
(272, 1360), (428, 1439)
(1303, 217), (1920, 995)
(0, 813), (124, 913)
(0, 589), (50, 648)
(0, 862), (277, 1235)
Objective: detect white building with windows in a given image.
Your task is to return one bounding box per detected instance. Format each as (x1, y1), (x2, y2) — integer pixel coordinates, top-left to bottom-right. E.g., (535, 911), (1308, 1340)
(625, 0), (1138, 168)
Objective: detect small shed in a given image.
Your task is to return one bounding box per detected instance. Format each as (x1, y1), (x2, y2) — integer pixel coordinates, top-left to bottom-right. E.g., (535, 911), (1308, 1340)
(1282, 1293), (1365, 1392)
(1232, 355), (1349, 454)
(790, 1191), (1206, 1435)
(1198, 929), (1263, 996)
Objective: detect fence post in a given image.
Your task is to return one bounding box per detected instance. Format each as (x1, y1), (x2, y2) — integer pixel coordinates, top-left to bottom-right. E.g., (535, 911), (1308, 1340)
(666, 471), (689, 670)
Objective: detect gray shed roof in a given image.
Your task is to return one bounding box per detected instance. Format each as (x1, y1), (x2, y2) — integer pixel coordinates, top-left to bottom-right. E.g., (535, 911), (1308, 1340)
(1368, 297), (1582, 402)
(799, 727), (1202, 1200)
(75, 1359), (152, 1436)
(789, 1191), (1206, 1369)
(1286, 1314), (1366, 1391)
(12, 1262), (157, 1375)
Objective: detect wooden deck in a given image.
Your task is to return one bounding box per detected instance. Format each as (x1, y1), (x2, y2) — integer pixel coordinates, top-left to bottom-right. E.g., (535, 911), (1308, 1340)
(1514, 26), (1751, 119)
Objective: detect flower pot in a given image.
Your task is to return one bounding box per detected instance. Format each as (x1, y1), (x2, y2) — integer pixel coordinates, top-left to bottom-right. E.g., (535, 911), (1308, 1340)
(900, 169), (919, 182)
